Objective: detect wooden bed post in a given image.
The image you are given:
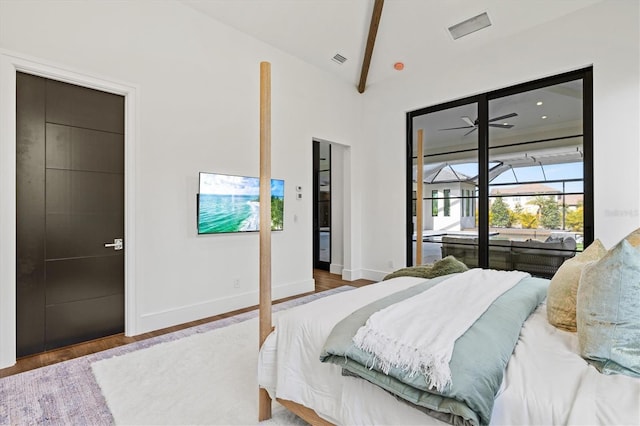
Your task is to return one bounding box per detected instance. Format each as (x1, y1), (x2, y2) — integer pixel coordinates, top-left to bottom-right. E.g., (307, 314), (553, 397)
(416, 129), (424, 265)
(256, 60), (335, 426)
(258, 61), (273, 421)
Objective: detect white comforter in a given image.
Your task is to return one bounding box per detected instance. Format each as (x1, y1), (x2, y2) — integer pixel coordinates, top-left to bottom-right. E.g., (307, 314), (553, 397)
(258, 277), (640, 425)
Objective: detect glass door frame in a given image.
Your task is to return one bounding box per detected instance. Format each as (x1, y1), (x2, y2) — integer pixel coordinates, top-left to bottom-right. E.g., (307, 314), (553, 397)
(406, 67), (594, 268)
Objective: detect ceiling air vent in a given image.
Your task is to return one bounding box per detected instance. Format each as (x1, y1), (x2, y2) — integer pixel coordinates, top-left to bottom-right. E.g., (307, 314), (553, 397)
(331, 53), (347, 65)
(448, 12), (492, 40)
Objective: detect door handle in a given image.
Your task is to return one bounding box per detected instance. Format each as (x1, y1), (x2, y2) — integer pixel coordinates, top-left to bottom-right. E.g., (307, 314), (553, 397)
(104, 238), (124, 251)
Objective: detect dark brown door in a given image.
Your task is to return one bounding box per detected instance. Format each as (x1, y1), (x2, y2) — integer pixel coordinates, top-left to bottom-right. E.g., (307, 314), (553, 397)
(16, 72), (125, 357)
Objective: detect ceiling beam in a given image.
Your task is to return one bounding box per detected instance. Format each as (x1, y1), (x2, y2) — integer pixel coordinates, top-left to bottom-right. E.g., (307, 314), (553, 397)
(357, 0), (384, 94)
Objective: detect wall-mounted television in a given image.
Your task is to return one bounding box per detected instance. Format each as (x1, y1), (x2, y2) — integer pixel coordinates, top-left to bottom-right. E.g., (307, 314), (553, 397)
(197, 172), (284, 235)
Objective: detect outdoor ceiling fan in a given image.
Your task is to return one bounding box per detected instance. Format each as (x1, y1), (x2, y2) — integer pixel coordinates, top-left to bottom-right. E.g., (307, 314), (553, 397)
(439, 112), (518, 136)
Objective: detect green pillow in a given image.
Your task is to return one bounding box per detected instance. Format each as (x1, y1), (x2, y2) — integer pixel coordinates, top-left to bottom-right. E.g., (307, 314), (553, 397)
(383, 255), (468, 281)
(546, 239), (606, 331)
(576, 239), (640, 377)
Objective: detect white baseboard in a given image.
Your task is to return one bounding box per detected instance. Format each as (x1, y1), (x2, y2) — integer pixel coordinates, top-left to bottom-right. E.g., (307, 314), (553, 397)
(342, 268), (389, 282)
(329, 263), (343, 275)
(341, 268), (360, 281)
(360, 269), (388, 282)
(272, 279), (314, 300)
(135, 278), (314, 335)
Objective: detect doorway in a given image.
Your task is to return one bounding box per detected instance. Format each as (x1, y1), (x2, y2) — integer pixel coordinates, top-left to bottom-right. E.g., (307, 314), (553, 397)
(313, 141), (331, 270)
(16, 72), (125, 356)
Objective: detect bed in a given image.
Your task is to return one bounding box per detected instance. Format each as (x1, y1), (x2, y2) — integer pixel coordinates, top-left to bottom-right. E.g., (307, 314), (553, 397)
(257, 273), (640, 425)
(254, 61), (638, 425)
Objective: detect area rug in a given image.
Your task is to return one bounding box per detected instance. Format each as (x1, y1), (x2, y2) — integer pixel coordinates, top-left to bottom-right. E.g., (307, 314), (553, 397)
(93, 316), (301, 425)
(0, 286), (353, 425)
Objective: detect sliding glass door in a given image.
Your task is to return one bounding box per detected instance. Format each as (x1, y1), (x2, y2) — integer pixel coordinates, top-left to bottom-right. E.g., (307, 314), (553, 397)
(487, 78), (587, 277)
(407, 68), (593, 278)
(409, 100), (479, 267)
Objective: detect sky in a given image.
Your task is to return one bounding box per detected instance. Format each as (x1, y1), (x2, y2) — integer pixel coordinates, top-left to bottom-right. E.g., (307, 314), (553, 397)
(200, 172), (284, 197)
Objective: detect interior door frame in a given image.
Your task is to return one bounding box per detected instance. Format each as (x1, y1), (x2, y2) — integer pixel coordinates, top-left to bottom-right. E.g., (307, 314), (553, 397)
(0, 49), (139, 368)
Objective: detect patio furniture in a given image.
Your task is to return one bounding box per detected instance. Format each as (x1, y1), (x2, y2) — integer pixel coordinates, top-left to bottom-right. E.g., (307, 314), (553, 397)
(441, 235), (577, 278)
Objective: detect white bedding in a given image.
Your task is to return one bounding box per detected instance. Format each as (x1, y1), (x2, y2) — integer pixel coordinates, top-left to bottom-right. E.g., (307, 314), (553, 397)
(258, 277), (640, 425)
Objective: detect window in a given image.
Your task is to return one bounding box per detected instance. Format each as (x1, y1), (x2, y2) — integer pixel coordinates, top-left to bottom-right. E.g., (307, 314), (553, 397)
(407, 68), (593, 277)
(443, 189), (451, 217)
(431, 190), (438, 216)
(412, 190), (417, 216)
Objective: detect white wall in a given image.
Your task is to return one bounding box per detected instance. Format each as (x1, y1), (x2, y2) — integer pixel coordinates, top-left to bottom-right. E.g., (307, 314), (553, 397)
(425, 183), (464, 233)
(359, 0), (640, 280)
(0, 0), (362, 366)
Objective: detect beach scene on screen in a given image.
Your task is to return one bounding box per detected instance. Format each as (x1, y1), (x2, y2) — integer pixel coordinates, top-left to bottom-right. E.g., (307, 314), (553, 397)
(198, 173), (284, 234)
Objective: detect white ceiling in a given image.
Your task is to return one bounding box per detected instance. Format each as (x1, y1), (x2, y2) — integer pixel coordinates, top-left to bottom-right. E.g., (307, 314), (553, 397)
(181, 0), (604, 90)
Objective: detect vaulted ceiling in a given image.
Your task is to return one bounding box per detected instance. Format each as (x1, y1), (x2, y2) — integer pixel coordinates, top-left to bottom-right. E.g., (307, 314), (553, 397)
(181, 0), (604, 92)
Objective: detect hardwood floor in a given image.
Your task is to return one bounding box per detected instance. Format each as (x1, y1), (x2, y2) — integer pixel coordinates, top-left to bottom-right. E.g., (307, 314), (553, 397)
(0, 269), (373, 379)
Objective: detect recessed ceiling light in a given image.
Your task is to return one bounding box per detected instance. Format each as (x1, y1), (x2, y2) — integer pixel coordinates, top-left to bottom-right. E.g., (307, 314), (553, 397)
(541, 115), (548, 119)
(536, 101), (543, 106)
(503, 122), (509, 126)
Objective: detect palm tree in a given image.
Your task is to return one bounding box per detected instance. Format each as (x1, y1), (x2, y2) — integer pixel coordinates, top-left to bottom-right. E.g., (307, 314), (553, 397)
(527, 196), (547, 222)
(527, 195), (561, 229)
